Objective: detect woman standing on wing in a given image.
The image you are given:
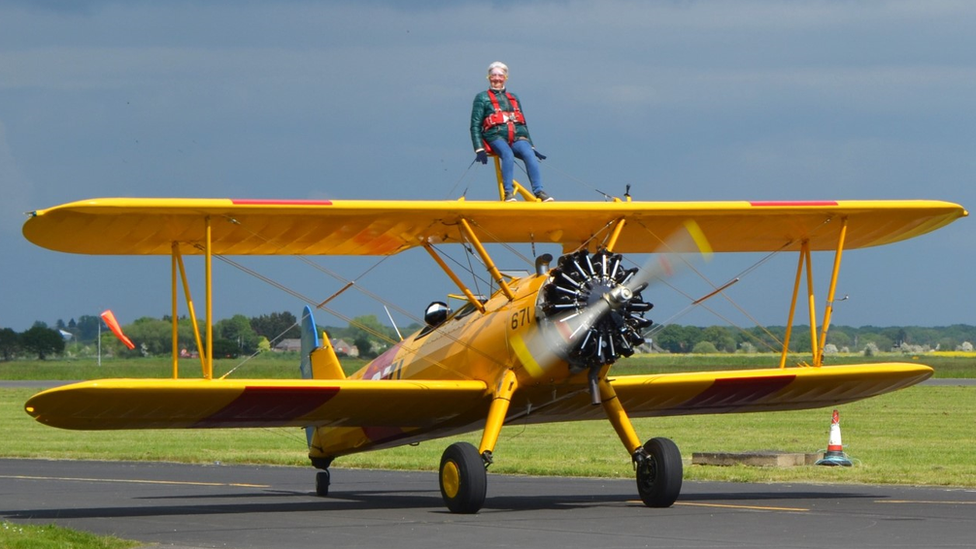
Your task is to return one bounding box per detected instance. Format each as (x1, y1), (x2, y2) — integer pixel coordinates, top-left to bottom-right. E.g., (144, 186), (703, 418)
(470, 61), (553, 202)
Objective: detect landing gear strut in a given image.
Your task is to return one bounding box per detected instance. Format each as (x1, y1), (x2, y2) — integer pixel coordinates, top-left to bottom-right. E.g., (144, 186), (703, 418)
(635, 437), (682, 507)
(439, 442), (487, 514)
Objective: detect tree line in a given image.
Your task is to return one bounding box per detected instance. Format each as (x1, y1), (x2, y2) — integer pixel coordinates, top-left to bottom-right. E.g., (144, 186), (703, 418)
(0, 311), (416, 361)
(651, 323), (976, 355)
(2, 312), (974, 361)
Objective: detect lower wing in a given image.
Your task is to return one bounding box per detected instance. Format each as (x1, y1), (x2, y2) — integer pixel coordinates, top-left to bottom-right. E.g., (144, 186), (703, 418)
(25, 378), (489, 430)
(25, 364), (930, 431)
(615, 362), (932, 416)
(510, 363), (933, 423)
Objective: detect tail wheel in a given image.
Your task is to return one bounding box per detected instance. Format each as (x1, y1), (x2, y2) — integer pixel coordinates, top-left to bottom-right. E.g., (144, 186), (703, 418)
(636, 437), (682, 507)
(439, 442), (487, 514)
(315, 470), (330, 497)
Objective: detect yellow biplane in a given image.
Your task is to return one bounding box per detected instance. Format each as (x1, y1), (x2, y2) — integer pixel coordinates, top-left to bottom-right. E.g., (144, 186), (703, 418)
(22, 196), (966, 513)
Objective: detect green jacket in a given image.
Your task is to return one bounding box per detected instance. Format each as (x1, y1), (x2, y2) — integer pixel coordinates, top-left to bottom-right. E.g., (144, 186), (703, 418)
(470, 89), (533, 151)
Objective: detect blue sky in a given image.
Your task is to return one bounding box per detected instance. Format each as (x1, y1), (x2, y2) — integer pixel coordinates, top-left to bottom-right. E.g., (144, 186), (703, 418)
(1, 1), (973, 334)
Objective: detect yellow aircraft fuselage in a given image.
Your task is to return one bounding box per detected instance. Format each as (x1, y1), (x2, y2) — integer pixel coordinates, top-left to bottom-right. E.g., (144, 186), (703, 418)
(310, 272), (595, 460)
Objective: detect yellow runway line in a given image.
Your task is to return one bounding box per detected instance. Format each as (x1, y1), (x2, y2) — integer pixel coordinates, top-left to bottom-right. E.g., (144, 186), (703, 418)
(875, 500), (976, 505)
(675, 502), (809, 512)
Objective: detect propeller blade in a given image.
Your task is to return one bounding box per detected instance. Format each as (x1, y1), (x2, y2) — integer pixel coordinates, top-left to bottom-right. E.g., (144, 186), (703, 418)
(625, 220), (713, 293)
(516, 221), (713, 386)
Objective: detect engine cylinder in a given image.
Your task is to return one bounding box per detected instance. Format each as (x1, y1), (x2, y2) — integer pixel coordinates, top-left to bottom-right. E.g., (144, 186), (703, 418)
(537, 250), (653, 371)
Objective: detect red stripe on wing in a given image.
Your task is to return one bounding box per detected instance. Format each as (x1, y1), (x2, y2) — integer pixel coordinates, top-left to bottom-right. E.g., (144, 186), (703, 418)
(677, 375), (796, 413)
(195, 386), (340, 427)
(231, 199), (334, 206)
(749, 201), (839, 207)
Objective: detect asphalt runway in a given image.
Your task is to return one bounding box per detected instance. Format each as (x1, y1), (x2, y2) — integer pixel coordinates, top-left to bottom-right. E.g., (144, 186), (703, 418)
(2, 459), (974, 549)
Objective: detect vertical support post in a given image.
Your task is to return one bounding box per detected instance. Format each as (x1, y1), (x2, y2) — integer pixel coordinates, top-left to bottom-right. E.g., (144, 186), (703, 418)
(171, 244), (179, 379)
(492, 156), (534, 201)
(779, 247), (806, 369)
(457, 218), (516, 301)
(205, 216), (213, 380)
(493, 156), (505, 201)
(804, 243), (818, 362)
(605, 218), (627, 253)
(816, 218), (848, 367)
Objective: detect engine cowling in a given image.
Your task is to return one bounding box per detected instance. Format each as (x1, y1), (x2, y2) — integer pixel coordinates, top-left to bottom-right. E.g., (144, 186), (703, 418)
(537, 249), (653, 372)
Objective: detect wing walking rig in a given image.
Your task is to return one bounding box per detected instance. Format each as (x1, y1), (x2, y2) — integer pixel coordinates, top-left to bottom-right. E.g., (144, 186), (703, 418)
(22, 196), (967, 513)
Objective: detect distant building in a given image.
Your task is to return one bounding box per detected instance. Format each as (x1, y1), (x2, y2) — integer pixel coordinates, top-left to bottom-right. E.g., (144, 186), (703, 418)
(275, 338), (302, 352)
(273, 337), (359, 358)
(331, 338), (359, 357)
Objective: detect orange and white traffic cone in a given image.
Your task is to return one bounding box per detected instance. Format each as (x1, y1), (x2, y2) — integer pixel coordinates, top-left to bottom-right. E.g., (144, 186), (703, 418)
(815, 409), (853, 466)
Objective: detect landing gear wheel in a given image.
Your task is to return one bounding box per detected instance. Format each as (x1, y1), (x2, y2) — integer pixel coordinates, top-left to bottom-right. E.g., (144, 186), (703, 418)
(636, 437), (682, 508)
(315, 470), (331, 497)
(439, 442), (487, 514)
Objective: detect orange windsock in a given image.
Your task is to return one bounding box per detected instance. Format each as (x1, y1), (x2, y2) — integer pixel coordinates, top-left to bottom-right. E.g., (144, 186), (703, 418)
(100, 310), (135, 350)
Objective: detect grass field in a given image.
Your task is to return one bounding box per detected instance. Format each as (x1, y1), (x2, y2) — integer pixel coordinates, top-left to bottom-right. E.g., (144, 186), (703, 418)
(3, 353), (974, 488)
(0, 521), (139, 549)
(2, 353), (973, 548)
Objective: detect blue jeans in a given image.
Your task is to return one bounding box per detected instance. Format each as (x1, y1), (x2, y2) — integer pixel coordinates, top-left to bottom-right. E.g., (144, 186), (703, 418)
(489, 138), (543, 194)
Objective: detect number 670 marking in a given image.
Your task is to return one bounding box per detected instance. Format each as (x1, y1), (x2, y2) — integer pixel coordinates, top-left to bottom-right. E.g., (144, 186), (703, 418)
(510, 307), (531, 330)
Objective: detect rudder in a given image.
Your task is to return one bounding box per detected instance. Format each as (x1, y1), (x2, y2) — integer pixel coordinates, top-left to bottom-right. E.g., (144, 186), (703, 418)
(299, 306), (345, 448)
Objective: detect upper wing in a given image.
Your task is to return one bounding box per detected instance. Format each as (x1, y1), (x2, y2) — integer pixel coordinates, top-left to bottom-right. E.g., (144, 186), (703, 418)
(23, 198), (966, 255)
(25, 378), (489, 430)
(512, 363), (933, 424)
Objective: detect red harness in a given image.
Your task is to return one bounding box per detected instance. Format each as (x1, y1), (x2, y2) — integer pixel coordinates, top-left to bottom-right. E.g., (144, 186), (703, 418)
(482, 89), (525, 148)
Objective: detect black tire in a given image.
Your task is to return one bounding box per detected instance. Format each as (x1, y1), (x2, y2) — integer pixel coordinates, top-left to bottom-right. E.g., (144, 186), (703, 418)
(636, 437), (682, 507)
(439, 442), (487, 514)
(315, 470), (330, 497)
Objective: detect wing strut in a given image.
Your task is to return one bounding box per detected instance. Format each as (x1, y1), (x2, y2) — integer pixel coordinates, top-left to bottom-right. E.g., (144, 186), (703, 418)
(205, 216), (213, 378)
(423, 243), (487, 314)
(457, 218), (516, 301)
(166, 217), (216, 380)
(170, 242), (207, 378)
(778, 217), (849, 368)
(816, 217), (848, 366)
(605, 218), (627, 253)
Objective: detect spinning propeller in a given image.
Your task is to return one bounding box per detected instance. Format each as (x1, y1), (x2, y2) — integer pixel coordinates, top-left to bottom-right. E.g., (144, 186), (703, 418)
(530, 221), (713, 403)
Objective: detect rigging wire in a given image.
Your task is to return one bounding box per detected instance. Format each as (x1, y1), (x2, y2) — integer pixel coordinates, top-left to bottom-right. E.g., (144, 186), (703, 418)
(632, 215), (842, 364)
(541, 161), (618, 201)
(464, 218), (536, 268)
(198, 183), (848, 377)
(445, 159), (477, 200)
(220, 214), (423, 326)
(199, 218), (518, 377)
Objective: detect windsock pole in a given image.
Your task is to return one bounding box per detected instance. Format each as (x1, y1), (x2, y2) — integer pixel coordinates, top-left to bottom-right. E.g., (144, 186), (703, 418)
(815, 409), (853, 466)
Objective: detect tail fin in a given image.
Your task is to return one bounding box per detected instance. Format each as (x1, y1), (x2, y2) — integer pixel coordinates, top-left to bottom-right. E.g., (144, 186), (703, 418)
(300, 306), (345, 447)
(300, 306), (346, 381)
